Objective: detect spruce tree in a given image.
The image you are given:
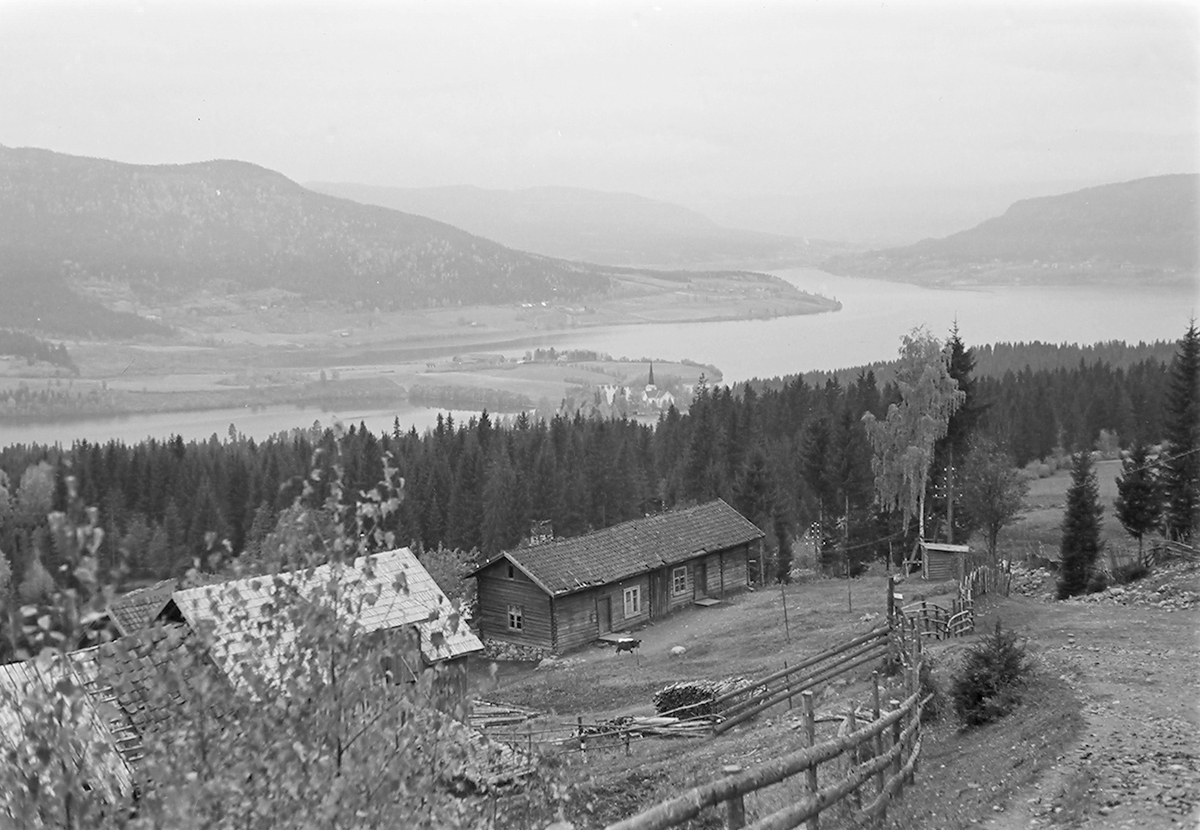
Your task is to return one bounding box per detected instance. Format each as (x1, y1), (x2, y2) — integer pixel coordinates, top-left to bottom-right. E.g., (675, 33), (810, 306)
(1114, 441), (1161, 561)
(1161, 321), (1199, 542)
(1057, 450), (1104, 599)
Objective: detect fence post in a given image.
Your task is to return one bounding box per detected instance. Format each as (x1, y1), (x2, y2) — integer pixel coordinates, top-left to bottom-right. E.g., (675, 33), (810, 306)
(803, 691), (819, 830)
(527, 722), (533, 760)
(889, 698), (902, 783)
(872, 671), (884, 798)
(849, 700), (862, 809)
(781, 580), (792, 643)
(722, 765), (746, 829)
(578, 716), (586, 761)
(784, 660), (793, 709)
(624, 729), (631, 757)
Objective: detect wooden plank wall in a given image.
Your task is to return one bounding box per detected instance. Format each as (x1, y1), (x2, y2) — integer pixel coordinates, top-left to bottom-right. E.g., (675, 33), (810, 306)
(553, 591), (598, 651)
(665, 562), (695, 613)
(476, 563), (553, 649)
(721, 544), (750, 591)
(926, 552), (955, 581)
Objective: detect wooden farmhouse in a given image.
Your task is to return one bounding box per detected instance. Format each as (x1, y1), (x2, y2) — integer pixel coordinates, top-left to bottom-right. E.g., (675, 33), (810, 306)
(471, 499), (765, 653)
(919, 541), (972, 580)
(155, 547), (483, 705)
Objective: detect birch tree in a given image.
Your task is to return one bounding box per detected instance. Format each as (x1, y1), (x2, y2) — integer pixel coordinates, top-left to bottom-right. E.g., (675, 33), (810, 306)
(863, 328), (966, 554)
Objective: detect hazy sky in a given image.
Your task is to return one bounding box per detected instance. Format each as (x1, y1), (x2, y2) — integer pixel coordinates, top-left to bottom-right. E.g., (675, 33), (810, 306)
(2, 1), (1196, 217)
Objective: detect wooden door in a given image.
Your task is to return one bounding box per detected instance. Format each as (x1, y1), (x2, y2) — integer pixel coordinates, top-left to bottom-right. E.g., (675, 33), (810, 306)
(696, 561), (708, 599)
(649, 571), (665, 619)
(598, 596), (612, 634)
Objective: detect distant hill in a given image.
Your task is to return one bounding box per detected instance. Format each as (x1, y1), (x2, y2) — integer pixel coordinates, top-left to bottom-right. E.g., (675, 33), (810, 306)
(0, 146), (624, 335)
(823, 174), (1199, 286)
(305, 182), (834, 268)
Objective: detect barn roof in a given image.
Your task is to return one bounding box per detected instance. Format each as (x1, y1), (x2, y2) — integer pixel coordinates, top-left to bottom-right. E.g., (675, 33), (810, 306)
(0, 655), (135, 800)
(107, 579), (178, 636)
(477, 499), (764, 597)
(68, 623), (231, 767)
(164, 548), (482, 691)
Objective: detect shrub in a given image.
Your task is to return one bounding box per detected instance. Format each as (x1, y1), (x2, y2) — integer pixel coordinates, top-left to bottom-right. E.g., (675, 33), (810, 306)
(951, 621), (1032, 727)
(1086, 569), (1109, 594)
(1112, 561), (1150, 584)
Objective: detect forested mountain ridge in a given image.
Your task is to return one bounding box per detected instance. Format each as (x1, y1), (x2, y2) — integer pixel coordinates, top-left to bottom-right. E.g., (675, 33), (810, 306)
(0, 145), (620, 332)
(305, 182), (837, 269)
(823, 174), (1199, 286)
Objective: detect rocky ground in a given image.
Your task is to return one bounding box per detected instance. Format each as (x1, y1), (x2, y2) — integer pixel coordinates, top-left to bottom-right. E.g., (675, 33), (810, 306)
(976, 558), (1199, 829)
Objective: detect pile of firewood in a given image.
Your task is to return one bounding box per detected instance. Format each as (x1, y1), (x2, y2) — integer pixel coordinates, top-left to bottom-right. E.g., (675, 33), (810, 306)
(653, 677), (753, 718)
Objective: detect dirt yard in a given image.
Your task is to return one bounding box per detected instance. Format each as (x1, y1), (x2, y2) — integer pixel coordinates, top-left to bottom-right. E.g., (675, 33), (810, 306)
(476, 561), (1199, 830)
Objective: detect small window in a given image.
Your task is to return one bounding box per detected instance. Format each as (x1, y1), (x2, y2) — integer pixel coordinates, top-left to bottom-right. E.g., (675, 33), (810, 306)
(507, 604), (524, 630)
(506, 562), (516, 579)
(623, 586), (641, 618)
(671, 565), (687, 595)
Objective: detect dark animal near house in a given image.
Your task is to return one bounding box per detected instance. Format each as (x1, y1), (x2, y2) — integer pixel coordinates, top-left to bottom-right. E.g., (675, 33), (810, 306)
(615, 638), (641, 654)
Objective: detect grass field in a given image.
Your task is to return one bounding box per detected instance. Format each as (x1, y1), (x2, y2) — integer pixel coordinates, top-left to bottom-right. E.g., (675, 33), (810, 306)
(1003, 458), (1139, 568)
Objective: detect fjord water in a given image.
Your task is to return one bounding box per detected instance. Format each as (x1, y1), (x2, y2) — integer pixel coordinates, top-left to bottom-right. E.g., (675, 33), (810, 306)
(2, 269), (1195, 446)
(538, 268), (1199, 382)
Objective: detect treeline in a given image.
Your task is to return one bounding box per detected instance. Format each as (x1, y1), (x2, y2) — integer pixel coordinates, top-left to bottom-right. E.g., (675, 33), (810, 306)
(0, 329), (77, 372)
(790, 338), (1176, 389)
(0, 337), (1182, 593)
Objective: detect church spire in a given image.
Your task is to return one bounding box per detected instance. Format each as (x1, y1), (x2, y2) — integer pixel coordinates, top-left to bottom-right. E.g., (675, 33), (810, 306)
(648, 361), (655, 386)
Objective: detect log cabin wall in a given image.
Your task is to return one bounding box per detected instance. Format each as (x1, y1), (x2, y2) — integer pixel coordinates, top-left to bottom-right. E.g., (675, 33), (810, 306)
(552, 590), (598, 652)
(592, 574), (651, 637)
(475, 560), (553, 649)
(665, 560), (696, 613)
(721, 543), (750, 591)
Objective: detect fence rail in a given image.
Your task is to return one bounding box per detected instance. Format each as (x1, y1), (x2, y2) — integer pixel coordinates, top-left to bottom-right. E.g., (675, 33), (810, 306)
(607, 646), (927, 830)
(712, 626), (891, 735)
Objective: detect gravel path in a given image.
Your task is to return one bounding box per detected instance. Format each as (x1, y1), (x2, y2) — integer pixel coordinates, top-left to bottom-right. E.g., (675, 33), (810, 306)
(980, 597), (1199, 829)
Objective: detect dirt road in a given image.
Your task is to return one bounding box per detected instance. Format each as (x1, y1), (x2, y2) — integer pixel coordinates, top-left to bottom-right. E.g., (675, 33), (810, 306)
(975, 594), (1199, 829)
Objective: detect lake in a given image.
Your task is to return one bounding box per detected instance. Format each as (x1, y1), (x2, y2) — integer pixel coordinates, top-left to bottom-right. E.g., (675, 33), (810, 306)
(0, 403), (477, 448)
(520, 268), (1199, 381)
(2, 269), (1195, 445)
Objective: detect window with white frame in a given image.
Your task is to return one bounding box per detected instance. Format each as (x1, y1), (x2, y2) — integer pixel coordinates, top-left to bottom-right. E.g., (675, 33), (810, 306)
(507, 604), (524, 631)
(671, 565), (688, 595)
(623, 586), (641, 618)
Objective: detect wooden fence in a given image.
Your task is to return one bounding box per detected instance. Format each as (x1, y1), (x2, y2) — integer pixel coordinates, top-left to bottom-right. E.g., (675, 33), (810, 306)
(890, 561), (1011, 642)
(711, 626), (892, 736)
(606, 635), (928, 830)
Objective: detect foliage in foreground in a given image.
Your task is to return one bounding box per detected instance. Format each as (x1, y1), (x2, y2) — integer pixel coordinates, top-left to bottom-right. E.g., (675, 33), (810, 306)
(951, 621), (1032, 728)
(0, 447), (519, 830)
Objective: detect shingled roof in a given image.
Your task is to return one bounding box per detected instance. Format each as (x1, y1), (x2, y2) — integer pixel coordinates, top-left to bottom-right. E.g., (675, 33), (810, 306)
(0, 655), (135, 800)
(164, 548), (483, 692)
(479, 499), (764, 597)
(107, 579), (177, 636)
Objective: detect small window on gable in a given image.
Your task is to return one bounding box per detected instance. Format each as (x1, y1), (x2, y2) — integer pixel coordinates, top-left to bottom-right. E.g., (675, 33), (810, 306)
(506, 562), (516, 579)
(508, 604), (524, 630)
(671, 565), (687, 595)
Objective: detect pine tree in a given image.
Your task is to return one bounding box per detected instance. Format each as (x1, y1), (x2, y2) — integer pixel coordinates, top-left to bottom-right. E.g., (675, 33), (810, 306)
(1114, 441), (1161, 561)
(1057, 450), (1103, 599)
(774, 511), (793, 583)
(931, 326), (982, 543)
(1161, 321), (1199, 542)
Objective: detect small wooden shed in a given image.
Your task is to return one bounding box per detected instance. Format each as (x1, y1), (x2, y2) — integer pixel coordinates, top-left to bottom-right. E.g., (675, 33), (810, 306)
(920, 541), (971, 581)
